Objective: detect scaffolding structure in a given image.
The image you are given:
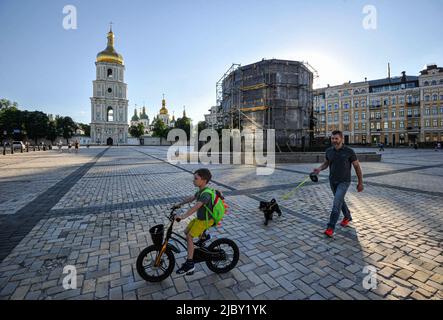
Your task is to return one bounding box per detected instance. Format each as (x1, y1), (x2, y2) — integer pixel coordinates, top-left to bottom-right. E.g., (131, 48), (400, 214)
(219, 59), (314, 148)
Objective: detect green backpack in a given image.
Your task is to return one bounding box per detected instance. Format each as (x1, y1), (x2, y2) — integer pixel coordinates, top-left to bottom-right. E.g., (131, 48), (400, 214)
(200, 187), (228, 228)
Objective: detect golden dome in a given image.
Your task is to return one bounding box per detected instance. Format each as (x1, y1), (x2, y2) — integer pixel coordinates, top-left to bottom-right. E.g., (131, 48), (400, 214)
(96, 27), (124, 65)
(159, 98), (168, 114)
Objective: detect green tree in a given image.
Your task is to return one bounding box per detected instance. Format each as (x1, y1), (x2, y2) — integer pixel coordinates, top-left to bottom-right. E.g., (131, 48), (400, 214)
(174, 116), (192, 140)
(152, 118), (169, 138)
(129, 123), (145, 140)
(46, 120), (60, 144)
(22, 111), (49, 145)
(77, 123), (91, 136)
(0, 105), (23, 140)
(0, 99), (18, 110)
(56, 116), (77, 144)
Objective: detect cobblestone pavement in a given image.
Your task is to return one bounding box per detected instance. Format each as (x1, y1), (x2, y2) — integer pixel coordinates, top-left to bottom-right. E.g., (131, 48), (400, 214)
(0, 146), (442, 300)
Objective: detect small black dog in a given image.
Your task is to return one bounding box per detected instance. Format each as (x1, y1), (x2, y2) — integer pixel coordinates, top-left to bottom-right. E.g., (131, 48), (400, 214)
(259, 198), (282, 226)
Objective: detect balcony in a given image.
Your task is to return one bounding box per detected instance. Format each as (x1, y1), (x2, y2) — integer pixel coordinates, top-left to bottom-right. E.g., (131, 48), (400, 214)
(407, 126), (421, 132)
(407, 114), (421, 118)
(406, 101), (420, 107)
(369, 104), (382, 109)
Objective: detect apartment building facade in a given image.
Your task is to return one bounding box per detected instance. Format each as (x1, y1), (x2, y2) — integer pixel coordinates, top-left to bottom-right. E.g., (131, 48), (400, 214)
(314, 64), (443, 146)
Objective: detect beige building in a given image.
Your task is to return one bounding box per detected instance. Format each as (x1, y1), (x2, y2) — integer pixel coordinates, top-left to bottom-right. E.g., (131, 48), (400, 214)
(314, 64), (443, 146)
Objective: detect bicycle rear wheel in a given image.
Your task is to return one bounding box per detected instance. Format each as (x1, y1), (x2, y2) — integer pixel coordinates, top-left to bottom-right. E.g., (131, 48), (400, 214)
(205, 238), (239, 274)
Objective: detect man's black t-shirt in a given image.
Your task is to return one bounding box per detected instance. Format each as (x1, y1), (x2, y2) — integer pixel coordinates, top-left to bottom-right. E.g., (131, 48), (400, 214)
(325, 145), (358, 183)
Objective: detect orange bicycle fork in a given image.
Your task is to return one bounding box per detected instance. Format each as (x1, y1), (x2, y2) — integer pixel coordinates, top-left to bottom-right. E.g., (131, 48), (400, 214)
(154, 240), (168, 267)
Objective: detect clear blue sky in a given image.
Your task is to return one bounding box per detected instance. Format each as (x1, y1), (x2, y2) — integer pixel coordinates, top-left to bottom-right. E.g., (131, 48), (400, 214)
(1, 0), (442, 124)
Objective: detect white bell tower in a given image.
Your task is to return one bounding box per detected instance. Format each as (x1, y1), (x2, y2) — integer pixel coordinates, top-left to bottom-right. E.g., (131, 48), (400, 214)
(90, 24), (128, 145)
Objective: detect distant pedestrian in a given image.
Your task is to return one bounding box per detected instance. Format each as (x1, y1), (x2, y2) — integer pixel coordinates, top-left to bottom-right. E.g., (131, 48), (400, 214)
(74, 140), (79, 153)
(68, 142), (72, 153)
(438, 142), (441, 151)
(379, 143), (384, 152)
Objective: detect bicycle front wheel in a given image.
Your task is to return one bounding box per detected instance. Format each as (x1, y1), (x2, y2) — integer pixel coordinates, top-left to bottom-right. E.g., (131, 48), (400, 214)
(136, 245), (175, 282)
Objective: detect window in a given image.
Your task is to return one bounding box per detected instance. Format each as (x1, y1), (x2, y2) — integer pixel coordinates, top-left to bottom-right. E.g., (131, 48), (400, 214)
(354, 112), (359, 120)
(433, 94), (438, 101)
(376, 122), (381, 130)
(399, 121), (404, 128)
(328, 114), (332, 122)
(107, 107), (114, 122)
(107, 68), (113, 77)
(355, 102), (359, 108)
(384, 122), (389, 129)
(440, 95), (443, 101)
(362, 123), (366, 129)
(431, 80), (437, 86)
(361, 101), (366, 107)
(391, 110), (396, 118)
(433, 119), (438, 127)
(383, 98), (388, 106)
(440, 106), (443, 114)
(424, 81), (429, 86)
(334, 103), (339, 110)
(334, 113), (339, 122)
(432, 107), (437, 115)
(407, 109), (412, 116)
(344, 103), (349, 109)
(370, 122), (375, 129)
(328, 104), (332, 111)
(362, 111), (366, 120)
(355, 123), (359, 129)
(384, 110), (388, 119)
(392, 97), (396, 105)
(414, 109), (419, 116)
(344, 112), (349, 122)
(425, 108), (430, 115)
(440, 79), (443, 84)
(376, 112), (381, 119)
(321, 105), (325, 111)
(392, 122), (396, 129)
(425, 95), (430, 102)
(408, 96), (413, 103)
(399, 109), (404, 117)
(425, 120), (430, 127)
(107, 88), (112, 93)
(399, 96), (404, 104)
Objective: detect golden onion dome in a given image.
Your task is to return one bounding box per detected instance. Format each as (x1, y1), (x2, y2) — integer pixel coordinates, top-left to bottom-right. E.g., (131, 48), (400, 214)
(159, 98), (168, 115)
(96, 27), (124, 65)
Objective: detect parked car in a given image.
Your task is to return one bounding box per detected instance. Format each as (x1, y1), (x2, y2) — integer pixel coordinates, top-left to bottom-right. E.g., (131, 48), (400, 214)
(12, 141), (26, 150)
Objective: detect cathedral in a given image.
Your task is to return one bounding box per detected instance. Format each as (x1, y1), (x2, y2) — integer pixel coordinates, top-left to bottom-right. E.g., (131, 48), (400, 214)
(90, 26), (128, 145)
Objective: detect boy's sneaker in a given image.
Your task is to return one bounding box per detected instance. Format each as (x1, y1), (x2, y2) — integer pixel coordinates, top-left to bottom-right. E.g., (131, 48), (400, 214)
(340, 218), (352, 227)
(324, 228), (334, 238)
(195, 233), (211, 247)
(176, 260), (195, 275)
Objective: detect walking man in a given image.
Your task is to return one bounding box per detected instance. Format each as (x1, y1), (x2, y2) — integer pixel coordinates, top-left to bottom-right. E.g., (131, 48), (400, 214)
(313, 130), (364, 237)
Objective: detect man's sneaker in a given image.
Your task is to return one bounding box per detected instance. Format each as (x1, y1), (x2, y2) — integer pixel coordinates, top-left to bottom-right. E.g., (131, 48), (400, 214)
(176, 260), (195, 275)
(324, 228), (334, 238)
(340, 218), (352, 227)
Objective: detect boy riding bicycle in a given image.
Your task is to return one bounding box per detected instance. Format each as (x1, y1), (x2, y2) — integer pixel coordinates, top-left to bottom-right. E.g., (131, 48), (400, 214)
(172, 168), (215, 275)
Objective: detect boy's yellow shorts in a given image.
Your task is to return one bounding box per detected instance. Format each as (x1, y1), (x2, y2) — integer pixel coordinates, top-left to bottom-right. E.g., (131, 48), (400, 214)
(185, 218), (214, 238)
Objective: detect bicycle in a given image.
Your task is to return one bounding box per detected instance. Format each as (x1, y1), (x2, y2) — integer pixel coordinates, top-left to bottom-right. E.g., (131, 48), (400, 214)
(136, 207), (240, 282)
